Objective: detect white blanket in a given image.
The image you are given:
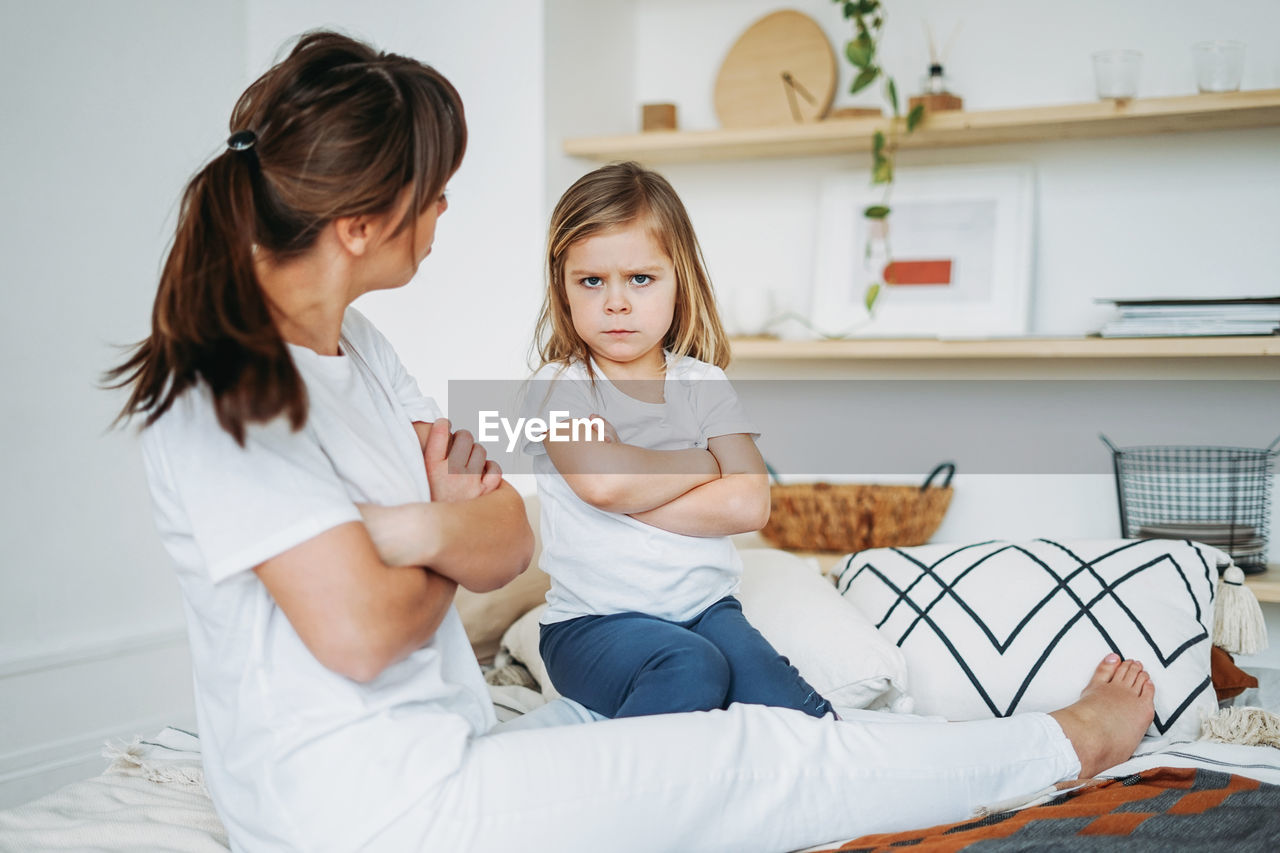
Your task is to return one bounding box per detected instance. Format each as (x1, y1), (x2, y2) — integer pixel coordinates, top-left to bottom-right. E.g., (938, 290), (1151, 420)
(0, 728), (226, 852)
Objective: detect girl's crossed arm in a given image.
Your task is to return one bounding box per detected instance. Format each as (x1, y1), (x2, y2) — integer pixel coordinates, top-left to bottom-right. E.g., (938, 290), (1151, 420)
(545, 421), (721, 515)
(627, 433), (770, 537)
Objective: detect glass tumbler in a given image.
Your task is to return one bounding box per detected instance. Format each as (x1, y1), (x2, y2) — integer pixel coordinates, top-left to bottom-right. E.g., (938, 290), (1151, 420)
(1092, 49), (1142, 99)
(1193, 41), (1245, 93)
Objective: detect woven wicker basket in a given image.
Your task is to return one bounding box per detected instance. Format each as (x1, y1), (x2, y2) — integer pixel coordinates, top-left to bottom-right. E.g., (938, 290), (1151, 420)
(759, 463), (955, 553)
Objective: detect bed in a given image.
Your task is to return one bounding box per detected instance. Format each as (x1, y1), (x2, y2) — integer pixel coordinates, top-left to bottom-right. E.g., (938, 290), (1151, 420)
(4, 519), (1279, 852)
(3, 678), (1280, 852)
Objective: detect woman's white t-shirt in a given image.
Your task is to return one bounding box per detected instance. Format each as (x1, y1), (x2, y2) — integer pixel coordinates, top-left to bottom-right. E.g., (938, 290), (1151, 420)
(523, 355), (758, 625)
(140, 308), (494, 851)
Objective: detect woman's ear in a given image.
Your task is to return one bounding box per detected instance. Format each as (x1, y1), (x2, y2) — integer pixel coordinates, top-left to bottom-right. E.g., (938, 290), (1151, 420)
(331, 214), (379, 257)
(332, 188), (410, 258)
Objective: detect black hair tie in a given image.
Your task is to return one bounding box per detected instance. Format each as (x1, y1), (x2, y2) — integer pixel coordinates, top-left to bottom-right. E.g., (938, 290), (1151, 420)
(227, 130), (257, 152)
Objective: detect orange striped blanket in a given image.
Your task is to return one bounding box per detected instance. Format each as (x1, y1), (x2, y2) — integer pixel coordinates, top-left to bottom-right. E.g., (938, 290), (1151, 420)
(825, 767), (1277, 852)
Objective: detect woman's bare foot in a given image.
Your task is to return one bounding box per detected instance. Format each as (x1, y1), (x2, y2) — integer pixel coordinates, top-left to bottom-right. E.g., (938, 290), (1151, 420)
(1049, 654), (1154, 778)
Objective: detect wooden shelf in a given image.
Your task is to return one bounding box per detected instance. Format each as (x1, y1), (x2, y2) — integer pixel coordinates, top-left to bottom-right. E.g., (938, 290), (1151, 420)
(729, 335), (1280, 361)
(1245, 566), (1280, 604)
(564, 89), (1280, 163)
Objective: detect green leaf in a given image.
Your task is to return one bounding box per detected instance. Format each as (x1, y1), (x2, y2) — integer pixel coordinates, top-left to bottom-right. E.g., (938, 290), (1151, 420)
(849, 66), (878, 96)
(865, 282), (882, 313)
(856, 0), (879, 15)
(872, 129), (885, 157)
(872, 155), (893, 184)
(863, 204), (891, 219)
(906, 103), (925, 133)
(841, 1), (856, 19)
(886, 77), (900, 117)
(845, 34), (874, 68)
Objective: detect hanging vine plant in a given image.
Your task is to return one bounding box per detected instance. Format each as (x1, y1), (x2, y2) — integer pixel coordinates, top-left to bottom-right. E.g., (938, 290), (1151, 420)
(834, 0), (925, 312)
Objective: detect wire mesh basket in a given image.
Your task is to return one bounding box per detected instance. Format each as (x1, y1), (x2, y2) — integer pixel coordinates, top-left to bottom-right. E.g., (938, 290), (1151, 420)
(1102, 434), (1279, 574)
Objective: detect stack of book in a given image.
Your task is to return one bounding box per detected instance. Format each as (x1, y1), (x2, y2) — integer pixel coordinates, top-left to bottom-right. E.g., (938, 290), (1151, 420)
(1097, 297), (1280, 338)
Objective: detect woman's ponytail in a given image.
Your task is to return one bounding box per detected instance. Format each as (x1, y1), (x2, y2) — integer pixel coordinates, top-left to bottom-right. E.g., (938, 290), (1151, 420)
(105, 146), (305, 445)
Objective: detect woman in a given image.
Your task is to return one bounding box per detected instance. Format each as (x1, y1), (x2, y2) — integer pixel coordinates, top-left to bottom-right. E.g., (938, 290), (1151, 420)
(109, 30), (1154, 853)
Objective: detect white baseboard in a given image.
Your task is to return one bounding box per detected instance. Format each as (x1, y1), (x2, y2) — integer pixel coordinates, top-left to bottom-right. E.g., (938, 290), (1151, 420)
(0, 626), (188, 679)
(0, 628), (196, 810)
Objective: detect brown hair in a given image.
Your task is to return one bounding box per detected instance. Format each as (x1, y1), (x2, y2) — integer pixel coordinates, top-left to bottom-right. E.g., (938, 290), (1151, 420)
(533, 162), (730, 376)
(105, 30), (466, 444)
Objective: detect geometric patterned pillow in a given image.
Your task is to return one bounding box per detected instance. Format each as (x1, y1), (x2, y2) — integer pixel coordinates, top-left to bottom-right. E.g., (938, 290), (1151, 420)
(835, 539), (1227, 742)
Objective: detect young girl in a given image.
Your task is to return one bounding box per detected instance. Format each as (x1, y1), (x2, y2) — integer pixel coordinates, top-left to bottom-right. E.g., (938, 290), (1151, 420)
(525, 162), (833, 719)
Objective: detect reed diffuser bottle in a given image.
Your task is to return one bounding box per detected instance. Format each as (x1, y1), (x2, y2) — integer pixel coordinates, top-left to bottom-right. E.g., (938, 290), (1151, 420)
(910, 22), (963, 112)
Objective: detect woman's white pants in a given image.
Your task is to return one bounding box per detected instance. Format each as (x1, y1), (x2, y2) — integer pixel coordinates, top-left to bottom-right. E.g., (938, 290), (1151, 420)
(396, 699), (1080, 853)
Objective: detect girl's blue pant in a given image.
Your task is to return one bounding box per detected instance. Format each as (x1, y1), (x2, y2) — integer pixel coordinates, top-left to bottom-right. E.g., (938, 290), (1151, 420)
(539, 595), (833, 719)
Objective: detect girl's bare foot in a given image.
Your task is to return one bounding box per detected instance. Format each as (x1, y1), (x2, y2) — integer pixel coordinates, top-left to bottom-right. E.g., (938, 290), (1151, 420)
(1049, 653), (1154, 778)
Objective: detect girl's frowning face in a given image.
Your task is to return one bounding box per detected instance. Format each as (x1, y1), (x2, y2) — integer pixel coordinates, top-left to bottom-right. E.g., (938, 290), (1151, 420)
(563, 222), (676, 379)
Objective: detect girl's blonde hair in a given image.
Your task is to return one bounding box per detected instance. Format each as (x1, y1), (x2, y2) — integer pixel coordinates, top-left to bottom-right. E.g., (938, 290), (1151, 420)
(534, 162), (730, 374)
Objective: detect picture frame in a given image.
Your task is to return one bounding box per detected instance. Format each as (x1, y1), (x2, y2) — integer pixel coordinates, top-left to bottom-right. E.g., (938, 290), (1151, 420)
(809, 163), (1035, 338)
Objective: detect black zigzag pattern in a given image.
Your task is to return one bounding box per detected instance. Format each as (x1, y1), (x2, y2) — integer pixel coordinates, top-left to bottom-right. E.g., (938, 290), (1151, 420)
(836, 539), (1217, 735)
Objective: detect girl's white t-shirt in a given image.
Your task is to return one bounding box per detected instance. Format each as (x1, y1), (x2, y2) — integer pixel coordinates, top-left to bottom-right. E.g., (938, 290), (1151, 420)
(523, 355), (758, 625)
(140, 308), (494, 851)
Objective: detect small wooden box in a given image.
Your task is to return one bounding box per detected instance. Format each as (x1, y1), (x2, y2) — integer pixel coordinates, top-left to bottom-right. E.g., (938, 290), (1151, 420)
(908, 92), (964, 112)
(642, 103), (678, 132)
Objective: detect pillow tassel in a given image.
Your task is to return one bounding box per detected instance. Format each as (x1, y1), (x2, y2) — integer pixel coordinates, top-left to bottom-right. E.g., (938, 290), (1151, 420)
(1200, 706), (1280, 749)
(1213, 563), (1269, 656)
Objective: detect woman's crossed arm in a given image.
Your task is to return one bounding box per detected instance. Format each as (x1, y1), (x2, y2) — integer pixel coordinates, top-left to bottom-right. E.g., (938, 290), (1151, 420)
(254, 418), (533, 683)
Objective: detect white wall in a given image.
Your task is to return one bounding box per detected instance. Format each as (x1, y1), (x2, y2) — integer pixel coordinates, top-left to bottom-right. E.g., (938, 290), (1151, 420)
(0, 0), (250, 806)
(544, 0), (636, 214)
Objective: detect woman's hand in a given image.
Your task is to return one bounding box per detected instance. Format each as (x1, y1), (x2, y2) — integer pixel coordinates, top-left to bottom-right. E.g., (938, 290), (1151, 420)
(356, 418), (507, 567)
(360, 419), (531, 592)
(422, 418), (502, 502)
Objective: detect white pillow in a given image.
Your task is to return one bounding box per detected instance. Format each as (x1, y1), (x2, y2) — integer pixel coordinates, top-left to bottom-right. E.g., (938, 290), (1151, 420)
(500, 548), (910, 716)
(736, 549), (909, 715)
(836, 538), (1226, 741)
(501, 604), (561, 701)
